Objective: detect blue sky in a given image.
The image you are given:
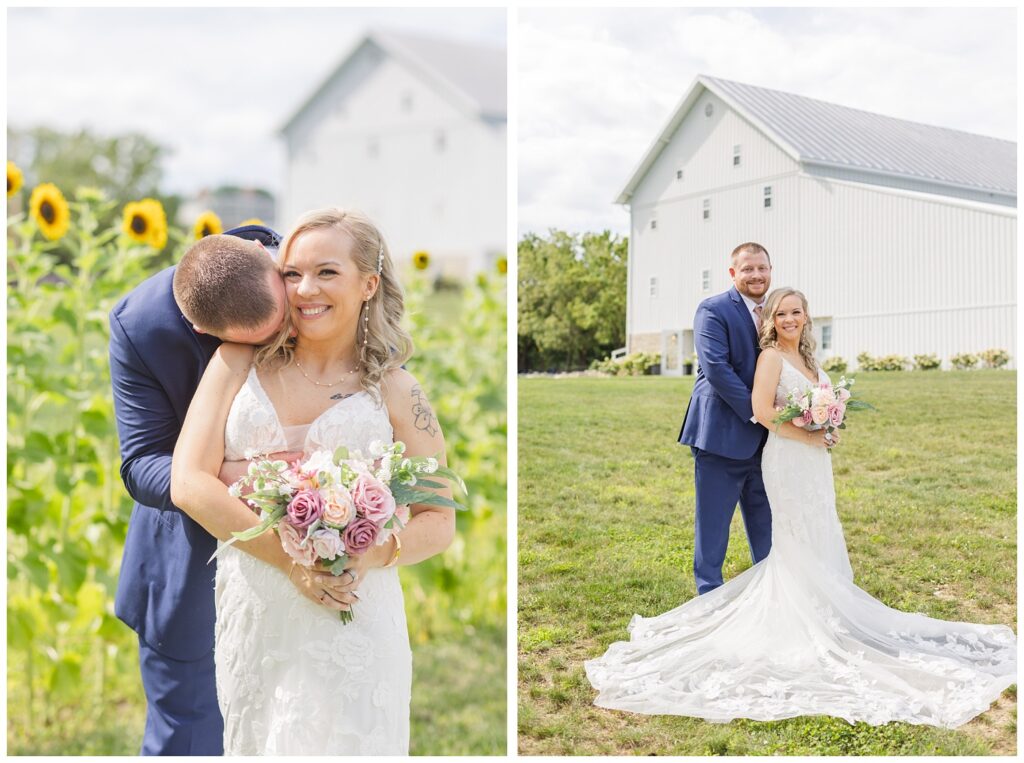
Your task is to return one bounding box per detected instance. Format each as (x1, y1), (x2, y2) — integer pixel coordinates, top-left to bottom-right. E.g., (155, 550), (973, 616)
(7, 7), (506, 196)
(518, 6), (1017, 235)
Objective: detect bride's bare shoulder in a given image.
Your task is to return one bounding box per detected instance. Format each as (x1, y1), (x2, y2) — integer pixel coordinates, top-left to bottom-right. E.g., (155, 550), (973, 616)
(757, 347), (782, 367)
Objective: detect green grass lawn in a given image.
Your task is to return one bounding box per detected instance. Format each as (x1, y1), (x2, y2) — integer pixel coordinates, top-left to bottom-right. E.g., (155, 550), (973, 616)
(518, 371), (1016, 756)
(7, 626), (506, 755)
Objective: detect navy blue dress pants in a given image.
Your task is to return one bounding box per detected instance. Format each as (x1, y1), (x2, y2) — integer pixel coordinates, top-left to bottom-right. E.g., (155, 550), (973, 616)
(137, 635), (223, 755)
(692, 447), (773, 595)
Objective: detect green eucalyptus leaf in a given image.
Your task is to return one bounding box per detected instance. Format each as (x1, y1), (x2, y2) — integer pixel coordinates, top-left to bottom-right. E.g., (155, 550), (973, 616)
(329, 554), (350, 575)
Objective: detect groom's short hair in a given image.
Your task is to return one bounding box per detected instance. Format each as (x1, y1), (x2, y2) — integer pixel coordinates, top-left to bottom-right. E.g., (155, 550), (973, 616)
(731, 242), (771, 265)
(173, 234), (278, 334)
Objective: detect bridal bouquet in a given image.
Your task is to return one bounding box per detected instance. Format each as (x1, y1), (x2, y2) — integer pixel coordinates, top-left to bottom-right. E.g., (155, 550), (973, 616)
(773, 376), (875, 446)
(221, 441), (466, 622)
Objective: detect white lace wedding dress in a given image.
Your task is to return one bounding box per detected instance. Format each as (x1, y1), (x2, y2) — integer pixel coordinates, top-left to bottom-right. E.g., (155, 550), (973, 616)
(585, 358), (1016, 728)
(215, 368), (411, 755)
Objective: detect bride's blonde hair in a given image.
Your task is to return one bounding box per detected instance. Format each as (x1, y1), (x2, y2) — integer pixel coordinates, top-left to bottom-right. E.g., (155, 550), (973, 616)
(758, 287), (818, 374)
(254, 208), (413, 401)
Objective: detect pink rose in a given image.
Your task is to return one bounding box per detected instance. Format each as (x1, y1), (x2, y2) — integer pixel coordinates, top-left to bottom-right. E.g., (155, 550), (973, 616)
(800, 409), (813, 427)
(811, 405), (829, 426)
(279, 522), (318, 567)
(352, 473), (396, 524)
(322, 485), (355, 527)
(310, 527), (344, 560)
(828, 404), (845, 428)
(286, 489), (324, 528)
(837, 387), (851, 402)
(343, 517), (380, 555)
(813, 386), (836, 406)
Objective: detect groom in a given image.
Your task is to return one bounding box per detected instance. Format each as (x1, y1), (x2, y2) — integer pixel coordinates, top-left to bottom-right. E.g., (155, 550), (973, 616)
(109, 226), (345, 755)
(678, 242), (773, 595)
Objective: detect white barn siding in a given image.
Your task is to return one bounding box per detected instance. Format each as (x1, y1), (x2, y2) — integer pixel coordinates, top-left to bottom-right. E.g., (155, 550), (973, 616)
(629, 169), (1016, 369)
(623, 77), (1017, 372)
(630, 92), (798, 209)
(628, 90), (802, 353)
(282, 36), (506, 274)
(797, 177), (1016, 365)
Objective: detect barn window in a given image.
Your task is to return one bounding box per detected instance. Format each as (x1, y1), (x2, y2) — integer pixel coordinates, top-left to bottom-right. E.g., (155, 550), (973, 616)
(702, 199), (710, 220)
(821, 324), (832, 350)
(676, 169), (683, 181)
(701, 269), (711, 292)
(650, 218), (657, 230)
(764, 186), (773, 208)
(733, 145), (741, 166)
(650, 277), (658, 297)
(435, 131), (447, 152)
(704, 102), (714, 117)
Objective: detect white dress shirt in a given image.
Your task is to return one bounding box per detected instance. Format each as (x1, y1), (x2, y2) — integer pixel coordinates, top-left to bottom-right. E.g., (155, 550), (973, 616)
(738, 291), (765, 330)
(738, 292), (764, 423)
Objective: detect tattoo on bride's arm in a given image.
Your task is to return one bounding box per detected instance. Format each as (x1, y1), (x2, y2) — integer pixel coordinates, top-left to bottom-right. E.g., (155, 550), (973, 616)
(410, 385), (438, 437)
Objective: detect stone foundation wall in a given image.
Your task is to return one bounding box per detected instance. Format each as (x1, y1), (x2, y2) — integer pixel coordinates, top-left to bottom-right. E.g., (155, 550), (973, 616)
(628, 333), (662, 355)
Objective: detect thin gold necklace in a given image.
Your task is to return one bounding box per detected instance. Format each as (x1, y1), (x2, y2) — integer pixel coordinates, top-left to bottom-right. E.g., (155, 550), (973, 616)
(293, 356), (360, 388)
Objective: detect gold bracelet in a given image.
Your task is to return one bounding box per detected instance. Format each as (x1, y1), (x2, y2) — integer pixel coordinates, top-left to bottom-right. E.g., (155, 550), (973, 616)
(383, 533), (402, 568)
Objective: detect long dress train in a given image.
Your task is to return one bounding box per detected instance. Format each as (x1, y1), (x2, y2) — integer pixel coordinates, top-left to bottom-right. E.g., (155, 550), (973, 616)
(585, 359), (1015, 728)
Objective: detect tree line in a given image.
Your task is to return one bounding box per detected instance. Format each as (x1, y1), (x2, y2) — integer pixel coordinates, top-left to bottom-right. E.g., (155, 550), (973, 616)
(517, 230), (627, 372)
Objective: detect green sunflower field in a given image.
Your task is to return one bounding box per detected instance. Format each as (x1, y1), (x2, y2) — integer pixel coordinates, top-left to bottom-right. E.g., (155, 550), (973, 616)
(7, 180), (507, 755)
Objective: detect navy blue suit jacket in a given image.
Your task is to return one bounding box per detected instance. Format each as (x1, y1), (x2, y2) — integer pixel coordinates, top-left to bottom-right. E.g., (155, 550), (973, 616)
(110, 265), (222, 660)
(678, 286), (769, 460)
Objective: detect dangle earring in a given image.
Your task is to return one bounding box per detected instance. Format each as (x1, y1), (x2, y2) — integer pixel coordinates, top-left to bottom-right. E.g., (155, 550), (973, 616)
(361, 298), (370, 351)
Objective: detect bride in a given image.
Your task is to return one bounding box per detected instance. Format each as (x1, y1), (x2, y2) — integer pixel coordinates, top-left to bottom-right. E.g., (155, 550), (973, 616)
(585, 287), (1016, 728)
(172, 208), (455, 754)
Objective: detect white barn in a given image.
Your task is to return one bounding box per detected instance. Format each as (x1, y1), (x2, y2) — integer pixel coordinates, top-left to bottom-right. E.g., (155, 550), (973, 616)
(280, 29), (506, 275)
(618, 75), (1016, 372)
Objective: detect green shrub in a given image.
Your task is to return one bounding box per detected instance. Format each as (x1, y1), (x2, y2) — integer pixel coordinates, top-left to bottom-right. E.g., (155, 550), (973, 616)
(978, 349), (1010, 368)
(593, 352), (660, 376)
(950, 353), (978, 370)
(912, 354), (941, 371)
(856, 351), (876, 371)
(856, 352), (907, 371)
(822, 356), (848, 374)
(881, 355), (910, 371)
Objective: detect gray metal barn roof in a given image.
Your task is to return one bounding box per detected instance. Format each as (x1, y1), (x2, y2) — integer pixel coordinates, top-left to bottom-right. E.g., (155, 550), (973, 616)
(617, 75), (1016, 205)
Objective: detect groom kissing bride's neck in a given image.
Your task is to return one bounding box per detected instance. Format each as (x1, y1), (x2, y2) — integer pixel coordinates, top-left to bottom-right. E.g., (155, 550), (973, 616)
(678, 242), (773, 595)
(109, 227), (345, 755)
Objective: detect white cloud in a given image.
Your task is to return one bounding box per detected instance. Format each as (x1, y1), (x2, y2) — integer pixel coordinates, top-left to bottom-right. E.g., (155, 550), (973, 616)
(8, 7), (506, 198)
(518, 7), (1016, 236)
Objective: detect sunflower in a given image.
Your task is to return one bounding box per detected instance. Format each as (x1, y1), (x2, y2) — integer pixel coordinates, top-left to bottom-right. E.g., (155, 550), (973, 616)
(412, 250), (430, 270)
(496, 256), (507, 275)
(123, 198), (168, 249)
(29, 183), (70, 240)
(8, 161), (24, 197)
(238, 217), (264, 226)
(193, 211), (223, 240)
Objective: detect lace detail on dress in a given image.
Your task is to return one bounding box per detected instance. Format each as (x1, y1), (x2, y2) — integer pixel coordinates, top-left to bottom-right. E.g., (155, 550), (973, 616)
(217, 368), (410, 755)
(585, 358), (1016, 728)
